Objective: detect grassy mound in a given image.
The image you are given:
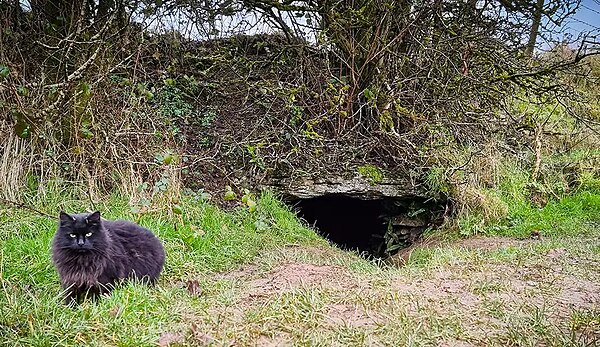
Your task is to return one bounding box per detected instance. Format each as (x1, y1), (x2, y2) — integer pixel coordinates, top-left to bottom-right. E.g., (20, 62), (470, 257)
(1, 186), (599, 345)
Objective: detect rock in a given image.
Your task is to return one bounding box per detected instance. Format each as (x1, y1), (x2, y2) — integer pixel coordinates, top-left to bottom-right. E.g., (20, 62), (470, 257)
(389, 215), (427, 227)
(262, 176), (425, 200)
(262, 175), (447, 258)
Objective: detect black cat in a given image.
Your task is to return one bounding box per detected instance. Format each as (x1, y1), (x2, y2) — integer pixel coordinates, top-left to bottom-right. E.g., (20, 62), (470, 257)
(51, 211), (165, 304)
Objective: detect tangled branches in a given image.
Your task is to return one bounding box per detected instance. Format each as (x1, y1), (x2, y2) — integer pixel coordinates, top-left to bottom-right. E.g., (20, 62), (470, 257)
(0, 0), (598, 200)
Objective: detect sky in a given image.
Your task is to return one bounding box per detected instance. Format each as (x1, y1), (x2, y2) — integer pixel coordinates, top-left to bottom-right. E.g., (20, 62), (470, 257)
(15, 0), (600, 47)
(533, 0), (599, 51)
(562, 0), (600, 38)
(144, 1), (600, 48)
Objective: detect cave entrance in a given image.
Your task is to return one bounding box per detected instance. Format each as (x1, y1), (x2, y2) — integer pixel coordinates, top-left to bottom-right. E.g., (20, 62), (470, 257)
(291, 194), (446, 258)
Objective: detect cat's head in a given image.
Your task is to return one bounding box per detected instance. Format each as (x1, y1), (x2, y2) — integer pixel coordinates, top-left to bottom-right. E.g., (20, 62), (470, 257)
(56, 211), (107, 253)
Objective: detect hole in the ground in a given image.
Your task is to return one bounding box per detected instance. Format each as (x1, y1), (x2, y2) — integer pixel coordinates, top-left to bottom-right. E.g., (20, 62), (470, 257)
(290, 194), (446, 258)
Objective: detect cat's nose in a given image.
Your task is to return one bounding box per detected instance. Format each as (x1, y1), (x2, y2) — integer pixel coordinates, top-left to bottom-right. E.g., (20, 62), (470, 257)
(77, 239), (85, 246)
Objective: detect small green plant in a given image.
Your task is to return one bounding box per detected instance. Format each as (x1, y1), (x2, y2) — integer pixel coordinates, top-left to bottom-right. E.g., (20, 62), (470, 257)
(424, 167), (451, 194)
(185, 188), (212, 202)
(357, 165), (384, 184)
(0, 65), (9, 78)
(246, 143), (265, 169)
(198, 110), (217, 127)
(224, 185), (237, 201)
(171, 203), (183, 215)
(242, 189), (258, 213)
(152, 173), (170, 194)
(133, 82), (154, 100)
(127, 149), (181, 218)
(13, 114), (31, 138)
(223, 186), (258, 213)
(154, 150), (176, 165)
(156, 85), (193, 120)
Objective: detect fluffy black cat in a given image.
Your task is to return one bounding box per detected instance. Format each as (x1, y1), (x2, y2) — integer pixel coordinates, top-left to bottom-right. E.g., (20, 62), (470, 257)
(51, 211), (165, 304)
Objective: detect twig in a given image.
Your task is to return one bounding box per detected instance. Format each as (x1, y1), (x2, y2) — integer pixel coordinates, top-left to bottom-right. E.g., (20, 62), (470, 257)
(0, 198), (56, 219)
(532, 123), (543, 181)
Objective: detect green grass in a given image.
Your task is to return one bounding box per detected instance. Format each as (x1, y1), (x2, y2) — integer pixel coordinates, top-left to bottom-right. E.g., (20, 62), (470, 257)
(455, 157), (600, 239)
(1, 186), (599, 346)
(491, 189), (600, 238)
(0, 191), (322, 346)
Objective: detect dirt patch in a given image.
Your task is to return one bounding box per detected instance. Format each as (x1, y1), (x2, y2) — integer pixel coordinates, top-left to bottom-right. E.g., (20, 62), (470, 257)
(157, 332), (185, 347)
(254, 333), (292, 347)
(391, 272), (482, 312)
(216, 246), (345, 283)
(325, 304), (381, 327)
(438, 340), (475, 347)
(242, 262), (352, 298)
(453, 236), (530, 251)
(556, 277), (600, 309)
(181, 236), (600, 346)
(218, 263), (262, 281)
(546, 247), (569, 259)
(389, 253), (600, 325)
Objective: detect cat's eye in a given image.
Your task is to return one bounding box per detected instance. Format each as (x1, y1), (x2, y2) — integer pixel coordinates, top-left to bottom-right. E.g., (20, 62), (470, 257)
(85, 232), (92, 237)
(69, 233), (76, 238)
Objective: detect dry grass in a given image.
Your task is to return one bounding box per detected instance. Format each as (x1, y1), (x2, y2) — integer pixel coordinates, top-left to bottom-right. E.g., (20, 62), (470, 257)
(0, 81), (185, 208)
(166, 235), (600, 346)
(0, 131), (31, 200)
(1, 190), (599, 346)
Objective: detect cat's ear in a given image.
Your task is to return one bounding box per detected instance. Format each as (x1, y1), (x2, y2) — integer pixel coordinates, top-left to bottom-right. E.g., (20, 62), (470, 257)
(86, 211), (101, 224)
(59, 211), (75, 224)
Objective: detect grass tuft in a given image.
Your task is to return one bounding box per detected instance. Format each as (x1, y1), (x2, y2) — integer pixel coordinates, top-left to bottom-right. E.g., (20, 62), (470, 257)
(1, 186), (599, 346)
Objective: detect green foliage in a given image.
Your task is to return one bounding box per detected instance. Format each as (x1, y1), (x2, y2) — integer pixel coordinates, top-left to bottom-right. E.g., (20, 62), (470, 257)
(156, 85), (193, 120)
(0, 65), (9, 78)
(496, 189), (600, 238)
(455, 160), (600, 238)
(246, 143), (265, 169)
(1, 179), (599, 346)
(241, 189), (258, 213)
(16, 85), (29, 96)
(154, 150), (176, 165)
(152, 173), (170, 194)
(223, 185), (236, 201)
(222, 186), (258, 213)
(198, 110), (217, 127)
(357, 165), (383, 184)
(424, 167), (451, 194)
(13, 115), (31, 139)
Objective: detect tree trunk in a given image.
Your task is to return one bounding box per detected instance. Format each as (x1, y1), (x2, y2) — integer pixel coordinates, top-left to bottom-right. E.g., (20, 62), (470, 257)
(525, 0), (544, 57)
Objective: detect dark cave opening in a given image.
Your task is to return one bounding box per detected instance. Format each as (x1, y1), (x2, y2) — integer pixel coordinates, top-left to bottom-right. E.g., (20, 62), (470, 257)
(290, 194), (446, 258)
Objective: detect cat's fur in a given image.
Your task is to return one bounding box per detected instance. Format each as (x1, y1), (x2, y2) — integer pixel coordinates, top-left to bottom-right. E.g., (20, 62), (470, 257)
(51, 211), (165, 304)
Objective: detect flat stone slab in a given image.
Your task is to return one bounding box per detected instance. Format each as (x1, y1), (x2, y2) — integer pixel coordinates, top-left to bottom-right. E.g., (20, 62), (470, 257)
(262, 176), (425, 200)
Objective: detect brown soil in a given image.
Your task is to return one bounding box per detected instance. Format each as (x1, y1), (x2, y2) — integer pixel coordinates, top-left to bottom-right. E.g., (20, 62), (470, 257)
(158, 332), (185, 347)
(453, 236), (531, 250)
(179, 239), (600, 346)
(325, 304), (381, 327)
(227, 262), (355, 299)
